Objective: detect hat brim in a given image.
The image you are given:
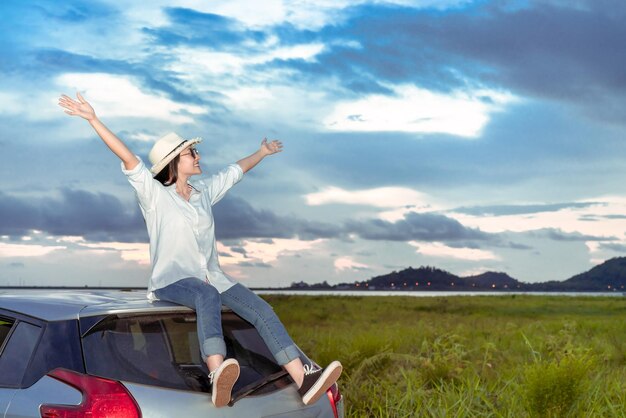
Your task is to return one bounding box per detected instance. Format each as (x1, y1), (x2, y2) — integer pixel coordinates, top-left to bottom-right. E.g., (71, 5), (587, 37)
(150, 137), (202, 176)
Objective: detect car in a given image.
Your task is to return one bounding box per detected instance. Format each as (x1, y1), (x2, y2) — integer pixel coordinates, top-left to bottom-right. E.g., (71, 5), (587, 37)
(0, 288), (343, 418)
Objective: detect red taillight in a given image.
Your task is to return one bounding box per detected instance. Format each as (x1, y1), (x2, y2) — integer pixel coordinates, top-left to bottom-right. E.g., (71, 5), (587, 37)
(40, 368), (141, 418)
(326, 383), (342, 418)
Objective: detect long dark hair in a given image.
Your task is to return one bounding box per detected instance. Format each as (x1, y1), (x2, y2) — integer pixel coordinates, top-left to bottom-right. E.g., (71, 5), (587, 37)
(154, 154), (180, 186)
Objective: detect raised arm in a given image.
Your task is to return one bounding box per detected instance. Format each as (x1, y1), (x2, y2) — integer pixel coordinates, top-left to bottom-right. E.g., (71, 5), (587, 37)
(58, 93), (139, 170)
(237, 138), (283, 173)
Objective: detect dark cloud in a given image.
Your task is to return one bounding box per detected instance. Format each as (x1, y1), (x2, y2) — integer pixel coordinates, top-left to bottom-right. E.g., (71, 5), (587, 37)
(345, 212), (492, 242)
(453, 202), (600, 216)
(531, 228), (615, 242)
(143, 8), (268, 50)
(2, 188), (519, 248)
(2, 189), (339, 244)
(504, 241), (534, 250)
(213, 195), (343, 240)
(33, 49), (213, 107)
(238, 261), (272, 268)
(214, 199), (496, 244)
(0, 189), (147, 243)
(599, 242), (626, 253)
(269, 2), (626, 122)
(229, 246), (248, 256)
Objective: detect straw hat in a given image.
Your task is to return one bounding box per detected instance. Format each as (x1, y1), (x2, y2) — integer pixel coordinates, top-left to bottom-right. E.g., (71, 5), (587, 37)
(149, 132), (202, 175)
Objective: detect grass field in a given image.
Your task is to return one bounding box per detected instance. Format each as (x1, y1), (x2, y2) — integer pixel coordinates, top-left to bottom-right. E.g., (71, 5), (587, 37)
(262, 294), (626, 417)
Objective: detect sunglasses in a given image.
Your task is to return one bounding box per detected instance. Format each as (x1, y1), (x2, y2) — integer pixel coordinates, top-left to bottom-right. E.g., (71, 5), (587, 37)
(180, 147), (199, 158)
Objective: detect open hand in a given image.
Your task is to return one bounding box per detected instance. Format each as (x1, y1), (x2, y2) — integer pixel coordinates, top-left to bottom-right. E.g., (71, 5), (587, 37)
(58, 92), (96, 121)
(261, 138), (283, 156)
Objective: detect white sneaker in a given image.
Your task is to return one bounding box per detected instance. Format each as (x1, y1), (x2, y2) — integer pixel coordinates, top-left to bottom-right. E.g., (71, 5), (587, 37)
(208, 358), (240, 407)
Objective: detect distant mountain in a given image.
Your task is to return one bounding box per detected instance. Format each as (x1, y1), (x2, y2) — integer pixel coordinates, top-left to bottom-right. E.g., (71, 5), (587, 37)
(289, 257), (626, 292)
(367, 266), (459, 290)
(462, 272), (524, 290)
(561, 257), (626, 291)
(331, 266), (527, 291)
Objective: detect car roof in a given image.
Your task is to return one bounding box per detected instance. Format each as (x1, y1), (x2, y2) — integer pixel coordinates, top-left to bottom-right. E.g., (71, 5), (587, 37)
(0, 289), (195, 321)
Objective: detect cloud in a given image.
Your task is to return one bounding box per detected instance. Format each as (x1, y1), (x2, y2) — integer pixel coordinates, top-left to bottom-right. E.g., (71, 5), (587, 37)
(598, 242), (626, 253)
(238, 261), (272, 268)
(453, 202), (601, 216)
(143, 7), (269, 50)
(305, 185), (431, 208)
(1, 189), (344, 244)
(533, 228), (616, 242)
(213, 195), (343, 240)
(129, 1), (470, 33)
(56, 73), (206, 123)
(345, 211), (491, 242)
(334, 256), (370, 271)
(0, 189), (147, 243)
(219, 238), (325, 266)
(448, 198), (626, 238)
(408, 241), (499, 261)
(324, 85), (514, 137)
(0, 242), (67, 258)
(272, 1), (626, 126)
(78, 241), (151, 265)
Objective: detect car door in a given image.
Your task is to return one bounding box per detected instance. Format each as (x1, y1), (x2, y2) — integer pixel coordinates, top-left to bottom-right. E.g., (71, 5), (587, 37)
(0, 314), (43, 418)
(0, 316), (17, 417)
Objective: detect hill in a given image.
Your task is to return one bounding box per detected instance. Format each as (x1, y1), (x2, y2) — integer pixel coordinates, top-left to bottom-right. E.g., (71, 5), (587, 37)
(289, 257), (626, 292)
(561, 257), (626, 291)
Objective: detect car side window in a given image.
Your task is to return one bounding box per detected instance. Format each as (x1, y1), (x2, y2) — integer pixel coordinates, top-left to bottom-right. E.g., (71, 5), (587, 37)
(0, 321), (41, 387)
(0, 317), (15, 354)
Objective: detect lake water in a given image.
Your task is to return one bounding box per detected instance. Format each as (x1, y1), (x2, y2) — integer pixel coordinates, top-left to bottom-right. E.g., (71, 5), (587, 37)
(255, 290), (624, 297)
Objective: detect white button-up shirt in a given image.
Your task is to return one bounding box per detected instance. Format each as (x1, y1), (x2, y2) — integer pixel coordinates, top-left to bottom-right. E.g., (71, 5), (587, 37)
(122, 158), (244, 299)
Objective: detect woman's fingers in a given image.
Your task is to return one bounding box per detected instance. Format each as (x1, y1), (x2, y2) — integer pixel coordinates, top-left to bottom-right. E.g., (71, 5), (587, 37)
(58, 96), (77, 109)
(76, 92), (86, 103)
(269, 140), (283, 153)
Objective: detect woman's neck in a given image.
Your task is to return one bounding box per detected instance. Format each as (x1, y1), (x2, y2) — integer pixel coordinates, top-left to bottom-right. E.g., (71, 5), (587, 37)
(175, 175), (191, 199)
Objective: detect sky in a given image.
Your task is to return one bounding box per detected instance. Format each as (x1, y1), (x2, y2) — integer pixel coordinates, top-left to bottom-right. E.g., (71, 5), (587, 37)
(1, 0), (626, 288)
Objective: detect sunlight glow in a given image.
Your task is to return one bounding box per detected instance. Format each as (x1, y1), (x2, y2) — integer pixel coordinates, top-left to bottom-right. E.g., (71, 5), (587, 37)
(0, 243), (67, 258)
(324, 85), (515, 137)
(305, 186), (430, 208)
(217, 239), (325, 265)
(334, 256), (369, 271)
(80, 242), (151, 265)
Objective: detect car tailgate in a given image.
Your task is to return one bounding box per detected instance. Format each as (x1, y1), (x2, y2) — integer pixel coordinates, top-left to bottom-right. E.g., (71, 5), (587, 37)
(123, 381), (335, 417)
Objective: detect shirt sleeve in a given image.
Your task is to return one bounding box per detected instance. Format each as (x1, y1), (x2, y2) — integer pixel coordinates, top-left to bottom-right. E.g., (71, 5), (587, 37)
(121, 157), (159, 212)
(198, 163), (244, 206)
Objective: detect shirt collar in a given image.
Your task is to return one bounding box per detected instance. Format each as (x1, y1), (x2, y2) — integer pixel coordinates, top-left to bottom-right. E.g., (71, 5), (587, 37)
(166, 182), (199, 195)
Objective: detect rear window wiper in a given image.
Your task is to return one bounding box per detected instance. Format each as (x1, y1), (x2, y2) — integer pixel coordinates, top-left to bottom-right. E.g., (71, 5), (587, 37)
(229, 370), (291, 405)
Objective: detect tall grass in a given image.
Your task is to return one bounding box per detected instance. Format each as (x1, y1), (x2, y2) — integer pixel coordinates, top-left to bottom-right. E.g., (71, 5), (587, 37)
(263, 295), (626, 417)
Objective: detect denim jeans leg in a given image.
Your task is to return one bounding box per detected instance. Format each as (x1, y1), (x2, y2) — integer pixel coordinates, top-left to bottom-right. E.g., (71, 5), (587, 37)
(154, 277), (226, 360)
(221, 283), (300, 365)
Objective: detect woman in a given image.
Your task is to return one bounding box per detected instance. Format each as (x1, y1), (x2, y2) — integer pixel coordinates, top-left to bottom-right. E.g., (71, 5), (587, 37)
(58, 93), (342, 408)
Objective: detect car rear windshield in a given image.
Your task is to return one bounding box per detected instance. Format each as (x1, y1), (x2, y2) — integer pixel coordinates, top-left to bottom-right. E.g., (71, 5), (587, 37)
(82, 311), (288, 395)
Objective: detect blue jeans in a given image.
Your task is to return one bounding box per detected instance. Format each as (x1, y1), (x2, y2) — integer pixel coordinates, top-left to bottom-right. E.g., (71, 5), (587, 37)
(154, 278), (300, 365)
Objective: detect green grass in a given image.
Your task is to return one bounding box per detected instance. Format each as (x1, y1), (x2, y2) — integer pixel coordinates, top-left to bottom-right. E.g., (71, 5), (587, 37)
(262, 295), (626, 417)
